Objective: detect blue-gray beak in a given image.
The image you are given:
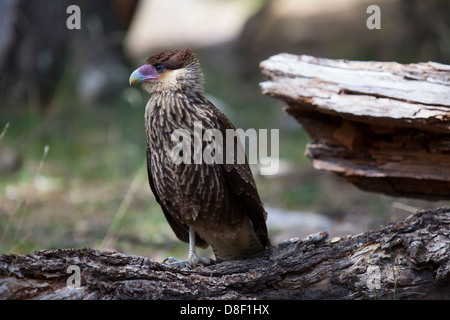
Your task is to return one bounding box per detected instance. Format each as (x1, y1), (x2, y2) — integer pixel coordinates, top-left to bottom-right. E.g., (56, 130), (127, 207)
(129, 65), (159, 85)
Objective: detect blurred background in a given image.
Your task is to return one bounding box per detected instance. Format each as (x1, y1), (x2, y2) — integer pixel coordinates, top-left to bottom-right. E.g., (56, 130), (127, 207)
(1, 0), (449, 260)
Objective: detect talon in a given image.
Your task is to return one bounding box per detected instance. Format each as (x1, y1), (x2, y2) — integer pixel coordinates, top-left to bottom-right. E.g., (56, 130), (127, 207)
(163, 257), (189, 267)
(162, 227), (215, 268)
(162, 256), (214, 268)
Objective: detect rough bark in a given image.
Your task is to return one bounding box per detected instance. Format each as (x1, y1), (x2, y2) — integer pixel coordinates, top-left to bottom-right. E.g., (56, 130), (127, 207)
(260, 54), (450, 200)
(1, 207), (449, 300)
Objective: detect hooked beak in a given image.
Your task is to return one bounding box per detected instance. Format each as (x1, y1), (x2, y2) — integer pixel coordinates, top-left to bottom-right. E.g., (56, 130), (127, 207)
(129, 65), (159, 85)
(129, 69), (144, 85)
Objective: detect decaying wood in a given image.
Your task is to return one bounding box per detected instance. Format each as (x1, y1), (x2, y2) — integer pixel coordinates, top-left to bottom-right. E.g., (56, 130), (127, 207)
(260, 54), (450, 199)
(1, 207), (449, 299)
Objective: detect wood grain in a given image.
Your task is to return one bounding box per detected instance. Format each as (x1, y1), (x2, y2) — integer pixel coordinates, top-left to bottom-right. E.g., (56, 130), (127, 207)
(260, 54), (450, 199)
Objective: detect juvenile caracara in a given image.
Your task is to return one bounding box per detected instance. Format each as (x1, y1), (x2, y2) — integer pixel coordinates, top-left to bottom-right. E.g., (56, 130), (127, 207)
(129, 47), (270, 267)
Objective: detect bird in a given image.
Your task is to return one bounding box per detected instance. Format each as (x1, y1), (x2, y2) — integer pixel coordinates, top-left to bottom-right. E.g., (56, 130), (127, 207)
(129, 47), (270, 267)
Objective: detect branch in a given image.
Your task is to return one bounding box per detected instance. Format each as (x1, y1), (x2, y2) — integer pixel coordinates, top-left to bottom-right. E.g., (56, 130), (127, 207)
(1, 207), (449, 299)
(260, 54), (450, 199)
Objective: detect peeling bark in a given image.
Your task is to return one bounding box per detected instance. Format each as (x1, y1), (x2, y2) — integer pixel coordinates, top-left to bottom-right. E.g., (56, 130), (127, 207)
(1, 207), (449, 300)
(260, 54), (450, 199)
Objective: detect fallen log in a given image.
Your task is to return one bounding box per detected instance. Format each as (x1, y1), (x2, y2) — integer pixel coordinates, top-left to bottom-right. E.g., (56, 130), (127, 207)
(1, 207), (449, 300)
(260, 54), (450, 199)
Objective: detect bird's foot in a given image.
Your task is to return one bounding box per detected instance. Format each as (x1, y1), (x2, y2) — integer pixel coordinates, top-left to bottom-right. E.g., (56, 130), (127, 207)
(163, 255), (215, 268)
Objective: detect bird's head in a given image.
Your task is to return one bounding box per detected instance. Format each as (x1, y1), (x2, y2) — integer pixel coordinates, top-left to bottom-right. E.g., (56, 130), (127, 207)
(129, 47), (204, 94)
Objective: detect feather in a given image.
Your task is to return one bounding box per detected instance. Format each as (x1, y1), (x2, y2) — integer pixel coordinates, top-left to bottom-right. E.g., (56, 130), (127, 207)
(138, 48), (270, 261)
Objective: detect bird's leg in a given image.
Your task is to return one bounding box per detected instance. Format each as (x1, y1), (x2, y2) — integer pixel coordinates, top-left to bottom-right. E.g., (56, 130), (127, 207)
(164, 227), (213, 268)
(186, 226), (214, 267)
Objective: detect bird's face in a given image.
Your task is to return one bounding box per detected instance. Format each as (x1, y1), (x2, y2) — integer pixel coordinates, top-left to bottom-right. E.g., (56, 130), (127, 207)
(129, 47), (203, 94)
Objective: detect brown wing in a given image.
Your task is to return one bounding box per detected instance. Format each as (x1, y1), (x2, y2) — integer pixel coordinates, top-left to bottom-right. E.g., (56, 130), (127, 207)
(146, 146), (208, 248)
(211, 105), (271, 249)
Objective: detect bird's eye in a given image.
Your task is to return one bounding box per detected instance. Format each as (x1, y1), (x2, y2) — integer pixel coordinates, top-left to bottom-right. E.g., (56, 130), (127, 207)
(155, 64), (165, 73)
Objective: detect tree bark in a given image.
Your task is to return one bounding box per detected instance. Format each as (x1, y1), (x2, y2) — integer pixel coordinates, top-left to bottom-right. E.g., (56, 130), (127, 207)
(1, 207), (449, 300)
(260, 54), (450, 200)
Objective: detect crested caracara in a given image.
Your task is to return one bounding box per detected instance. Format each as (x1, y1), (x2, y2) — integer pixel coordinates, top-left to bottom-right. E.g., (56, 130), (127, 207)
(129, 47), (270, 267)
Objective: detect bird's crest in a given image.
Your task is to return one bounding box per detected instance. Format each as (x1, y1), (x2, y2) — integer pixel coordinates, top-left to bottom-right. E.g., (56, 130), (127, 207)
(145, 47), (196, 70)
